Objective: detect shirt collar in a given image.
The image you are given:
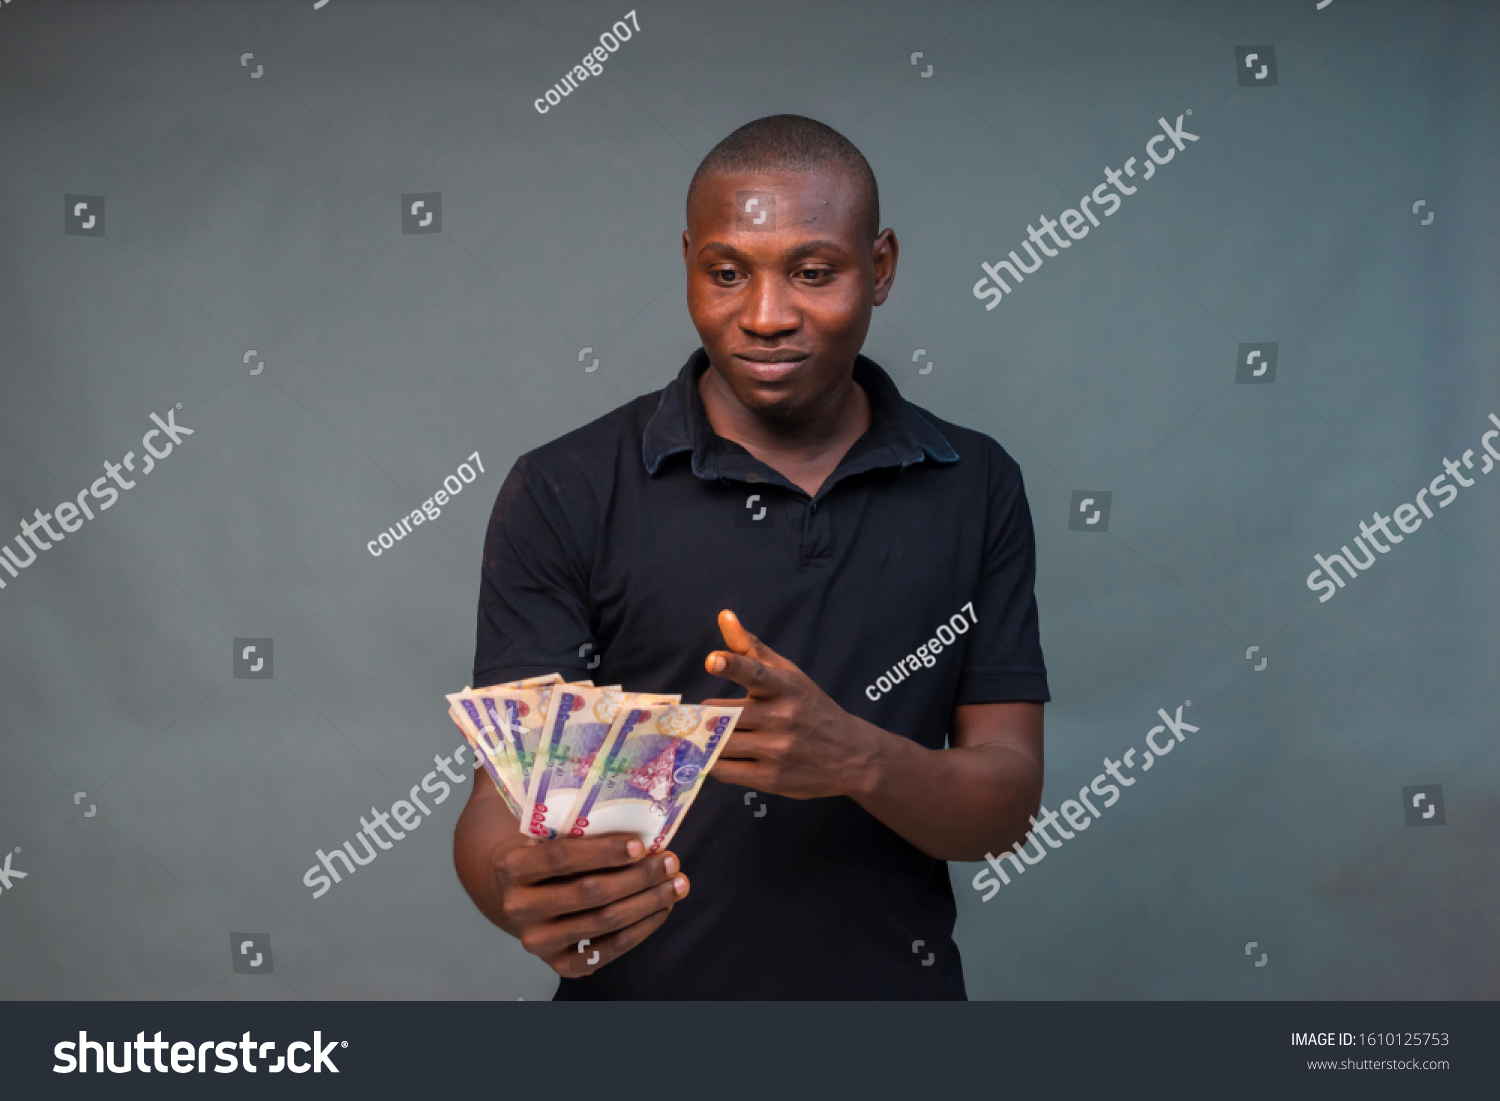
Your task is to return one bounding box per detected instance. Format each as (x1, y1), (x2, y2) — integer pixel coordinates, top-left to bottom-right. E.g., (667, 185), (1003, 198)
(642, 347), (958, 483)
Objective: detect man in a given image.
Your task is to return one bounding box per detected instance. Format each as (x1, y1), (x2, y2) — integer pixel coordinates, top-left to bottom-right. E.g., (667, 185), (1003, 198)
(453, 115), (1049, 999)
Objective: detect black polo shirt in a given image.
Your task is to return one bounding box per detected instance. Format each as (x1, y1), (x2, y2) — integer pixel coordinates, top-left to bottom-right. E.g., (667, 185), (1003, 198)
(473, 346), (1049, 999)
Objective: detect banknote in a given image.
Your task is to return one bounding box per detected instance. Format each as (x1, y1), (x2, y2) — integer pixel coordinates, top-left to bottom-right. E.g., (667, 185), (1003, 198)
(446, 674), (568, 814)
(447, 694), (525, 817)
(445, 677), (736, 847)
(522, 686), (678, 840)
(469, 682), (565, 798)
(559, 703), (741, 851)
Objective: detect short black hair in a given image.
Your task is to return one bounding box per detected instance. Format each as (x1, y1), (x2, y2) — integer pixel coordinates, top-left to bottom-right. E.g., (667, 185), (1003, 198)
(687, 114), (880, 244)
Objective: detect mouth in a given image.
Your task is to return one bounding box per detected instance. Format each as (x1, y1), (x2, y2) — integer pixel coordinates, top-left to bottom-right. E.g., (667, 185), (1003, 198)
(734, 351), (809, 382)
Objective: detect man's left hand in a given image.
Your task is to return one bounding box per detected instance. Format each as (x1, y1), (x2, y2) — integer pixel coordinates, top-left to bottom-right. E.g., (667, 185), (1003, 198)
(701, 609), (879, 799)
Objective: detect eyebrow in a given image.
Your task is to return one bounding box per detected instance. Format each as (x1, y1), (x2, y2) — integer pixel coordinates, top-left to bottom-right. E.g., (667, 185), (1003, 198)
(695, 239), (852, 261)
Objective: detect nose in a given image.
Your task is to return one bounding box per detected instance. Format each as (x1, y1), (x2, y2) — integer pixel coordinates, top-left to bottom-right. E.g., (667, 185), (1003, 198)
(738, 271), (800, 339)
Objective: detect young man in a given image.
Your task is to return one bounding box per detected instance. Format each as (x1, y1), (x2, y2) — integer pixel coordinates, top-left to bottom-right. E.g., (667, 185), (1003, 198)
(453, 115), (1049, 999)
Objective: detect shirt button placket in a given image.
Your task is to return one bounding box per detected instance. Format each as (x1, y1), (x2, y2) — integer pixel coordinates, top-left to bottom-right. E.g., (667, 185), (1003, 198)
(804, 496), (834, 560)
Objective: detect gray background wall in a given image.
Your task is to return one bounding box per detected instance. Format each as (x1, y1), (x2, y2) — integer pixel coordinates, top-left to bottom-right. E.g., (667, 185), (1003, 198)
(1, 0), (1496, 1000)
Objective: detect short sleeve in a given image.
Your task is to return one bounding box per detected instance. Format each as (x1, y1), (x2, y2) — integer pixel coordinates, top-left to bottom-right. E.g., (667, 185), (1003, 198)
(953, 448), (1051, 704)
(472, 453), (597, 688)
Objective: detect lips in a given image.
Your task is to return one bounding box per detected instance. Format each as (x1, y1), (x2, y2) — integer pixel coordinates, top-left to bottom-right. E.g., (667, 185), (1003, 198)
(735, 353), (808, 382)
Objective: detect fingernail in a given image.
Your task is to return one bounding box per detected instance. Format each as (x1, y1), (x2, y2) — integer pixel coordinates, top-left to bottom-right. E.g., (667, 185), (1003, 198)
(673, 874), (689, 896)
(663, 853), (679, 876)
(708, 655), (725, 672)
(627, 839), (644, 859)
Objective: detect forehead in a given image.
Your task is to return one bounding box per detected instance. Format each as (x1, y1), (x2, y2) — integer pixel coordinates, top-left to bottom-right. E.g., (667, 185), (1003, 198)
(689, 168), (861, 238)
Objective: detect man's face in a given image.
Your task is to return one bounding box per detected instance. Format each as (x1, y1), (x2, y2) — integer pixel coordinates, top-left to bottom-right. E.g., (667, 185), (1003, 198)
(682, 168), (896, 419)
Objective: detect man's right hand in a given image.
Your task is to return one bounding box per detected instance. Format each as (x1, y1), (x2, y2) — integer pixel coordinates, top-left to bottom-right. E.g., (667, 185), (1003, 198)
(454, 772), (689, 978)
(497, 834), (687, 976)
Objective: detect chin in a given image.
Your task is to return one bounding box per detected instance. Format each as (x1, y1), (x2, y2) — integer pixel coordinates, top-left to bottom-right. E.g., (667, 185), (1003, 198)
(739, 388), (803, 420)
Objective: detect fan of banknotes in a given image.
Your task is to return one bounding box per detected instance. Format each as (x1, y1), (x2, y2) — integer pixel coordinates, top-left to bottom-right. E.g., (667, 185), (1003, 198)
(445, 673), (742, 853)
